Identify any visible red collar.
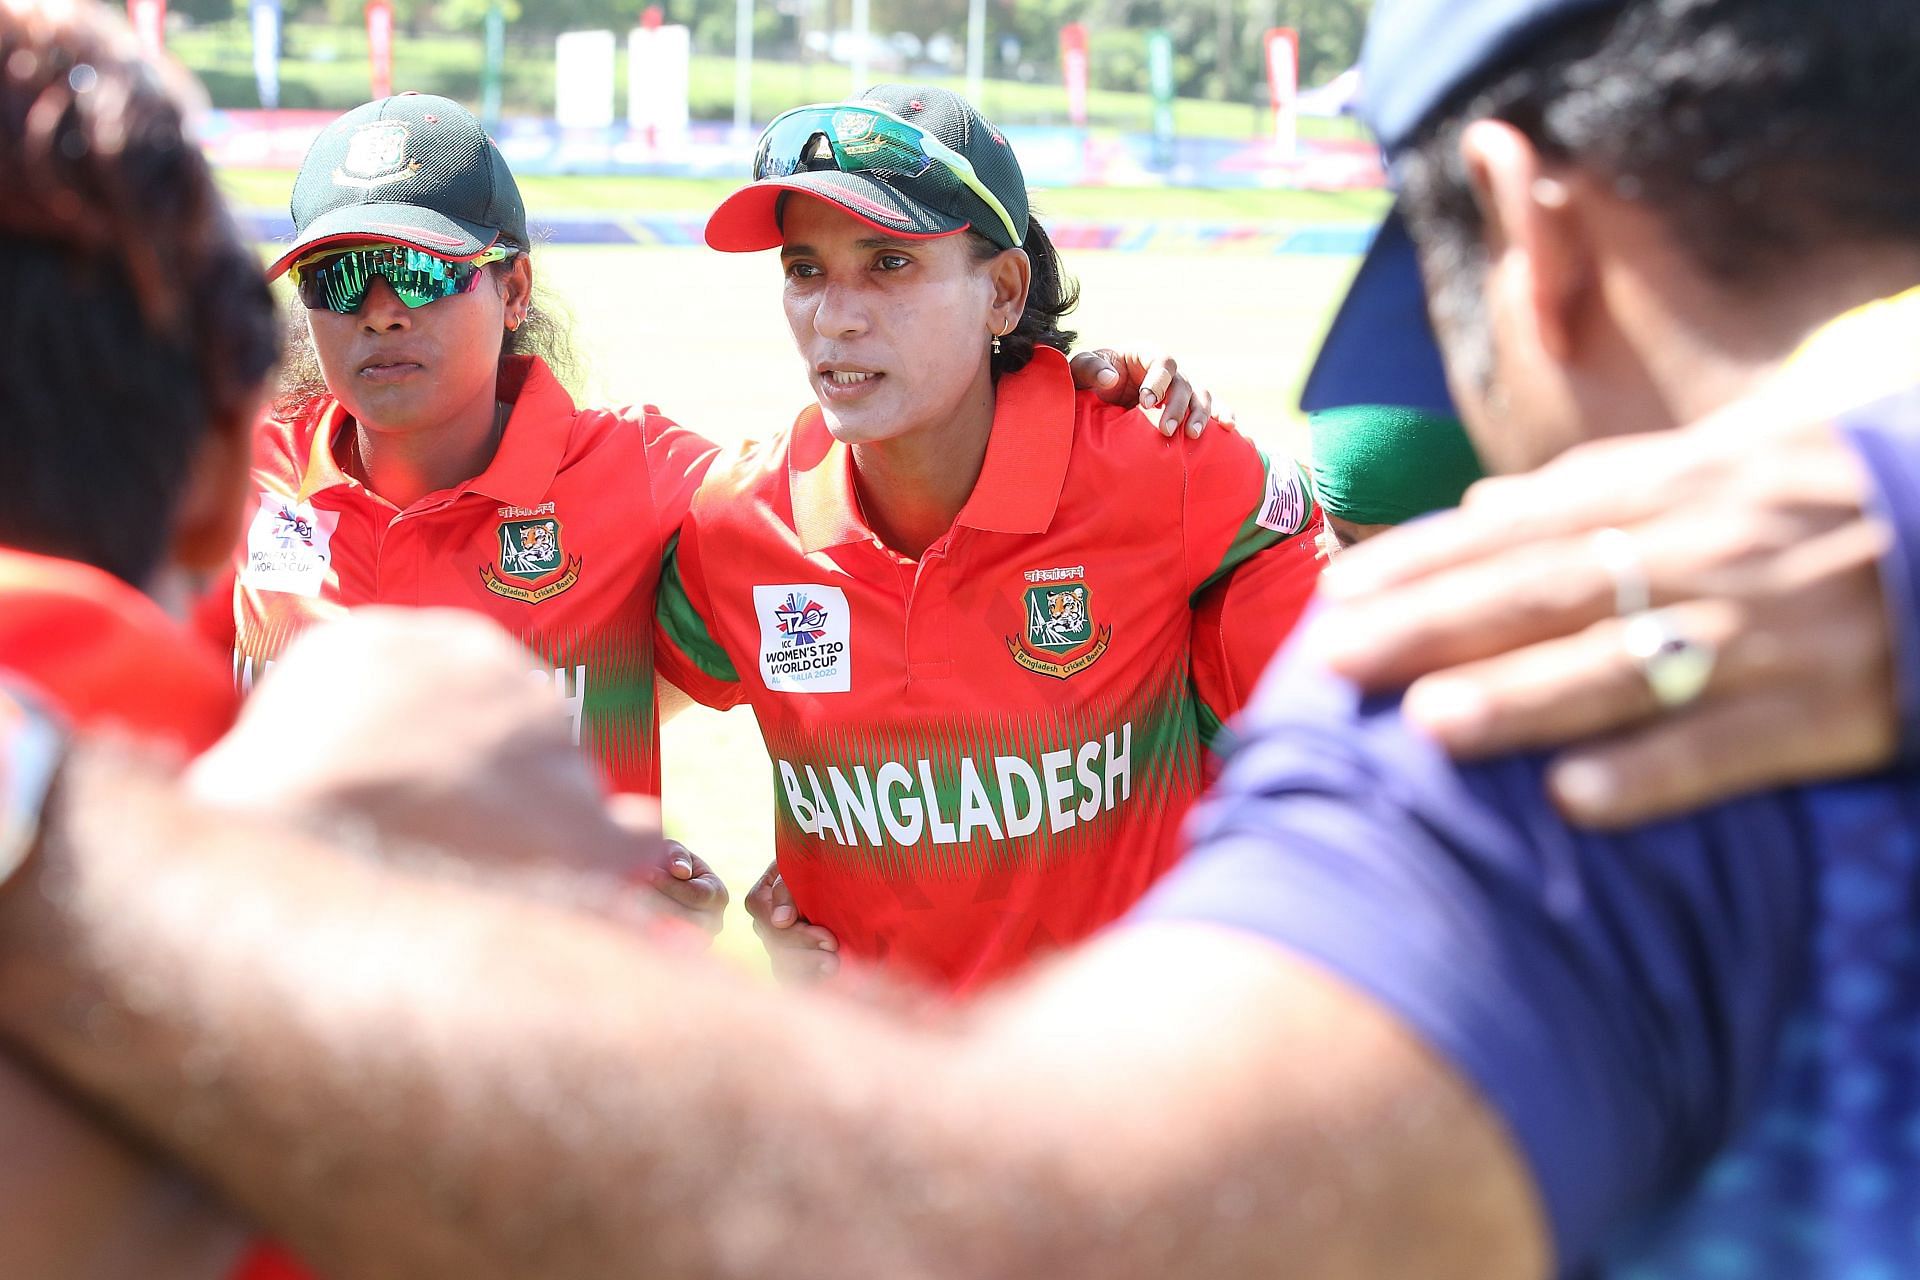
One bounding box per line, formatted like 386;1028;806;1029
789;346;1078;554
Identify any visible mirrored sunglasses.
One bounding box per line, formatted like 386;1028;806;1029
290;245;512;314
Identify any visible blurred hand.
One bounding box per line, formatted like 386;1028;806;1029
1070;349;1232;439
643;820;728;939
1315;412;1896;829
187;609;666;886
743;861;839;984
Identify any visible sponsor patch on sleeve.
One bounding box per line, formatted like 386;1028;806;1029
1255;461;1312;536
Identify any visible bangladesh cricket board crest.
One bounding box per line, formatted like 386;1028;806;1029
1005;576;1110;680
481;517;582;604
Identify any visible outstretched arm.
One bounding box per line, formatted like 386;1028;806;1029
0;750;1540;1280
0;614;1543;1280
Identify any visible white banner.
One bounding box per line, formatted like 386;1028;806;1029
627;24;691;144
555;30;617;130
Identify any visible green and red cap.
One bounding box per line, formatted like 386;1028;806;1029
705;84;1030;253
267;93;527;279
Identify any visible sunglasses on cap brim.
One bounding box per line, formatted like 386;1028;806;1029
754;103;1024;249
288;244;515;315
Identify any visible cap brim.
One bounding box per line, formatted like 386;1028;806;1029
705;170;970;252
266;202;502;278
1299;204;1458;416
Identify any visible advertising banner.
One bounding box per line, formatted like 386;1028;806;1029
1060;23;1090;128
1264;27;1300;158
366;0;394;100
250;0;281;110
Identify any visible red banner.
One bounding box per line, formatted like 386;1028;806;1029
1264;27;1300;157
1060;23;1089;127
127;0;165;58
366;0;394;99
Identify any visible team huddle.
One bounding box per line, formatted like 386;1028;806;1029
4;0;1920;1276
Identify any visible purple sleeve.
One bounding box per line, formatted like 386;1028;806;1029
1130;618;1815;1270
1837;388;1920;764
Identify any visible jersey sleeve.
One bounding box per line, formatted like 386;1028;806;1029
640;410;722;533
1131;611;1817;1269
654;526;745;712
1187;519;1324;751
1180;427;1325;747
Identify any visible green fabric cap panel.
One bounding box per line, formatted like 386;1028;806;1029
1309;404;1485;526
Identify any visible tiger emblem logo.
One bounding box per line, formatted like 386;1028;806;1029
1046;589;1087;636
1008;574;1109;678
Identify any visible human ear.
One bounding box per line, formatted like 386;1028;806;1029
1459;119;1590;364
986;246;1032;339
499;253;535;330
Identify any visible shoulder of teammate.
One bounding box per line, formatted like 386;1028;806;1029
1135;611;1823;1268
1178;419;1320;602
574;400;726;528
0;547;237;753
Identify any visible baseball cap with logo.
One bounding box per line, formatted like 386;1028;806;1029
704;84;1030;253
266;93;527;279
1301;0;1626;415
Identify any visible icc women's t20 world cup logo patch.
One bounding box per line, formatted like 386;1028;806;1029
754;584;851;693
481;516;582;604
1006;567;1110;680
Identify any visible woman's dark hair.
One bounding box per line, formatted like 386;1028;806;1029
273;256;581;415
1399;0;1920;390
974;215;1080;380
0;0;280;585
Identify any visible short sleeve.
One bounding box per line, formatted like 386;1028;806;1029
1131;613;1817;1269
654;529;745;712
640;411;722;534
1187;513;1325;750
1180;427;1318;601
1837;388;1920;764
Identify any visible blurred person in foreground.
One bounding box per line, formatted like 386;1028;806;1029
2;4;1920;1280
0;0;274;1274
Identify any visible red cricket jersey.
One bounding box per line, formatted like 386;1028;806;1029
0;548;299;1280
0;547;235;752
197;356;717;797
658;347;1323;993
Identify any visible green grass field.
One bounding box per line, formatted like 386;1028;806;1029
516;243;1358;968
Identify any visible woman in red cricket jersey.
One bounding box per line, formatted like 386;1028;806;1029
199;92;1214;933
659;86;1327;994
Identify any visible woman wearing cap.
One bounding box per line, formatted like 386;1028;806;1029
658;86;1327;994
197;94;1215;939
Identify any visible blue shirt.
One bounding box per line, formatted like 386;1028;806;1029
1135;391;1920;1276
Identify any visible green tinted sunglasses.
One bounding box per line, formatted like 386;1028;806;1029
754;103;1024;249
290;245;512;314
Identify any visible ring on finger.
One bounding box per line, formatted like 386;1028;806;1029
1622;607;1718;710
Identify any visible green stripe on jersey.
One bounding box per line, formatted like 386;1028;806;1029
1191;451;1315;604
656;534;740;684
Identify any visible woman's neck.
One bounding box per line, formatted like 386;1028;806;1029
349;386;505;511
850;375;997;561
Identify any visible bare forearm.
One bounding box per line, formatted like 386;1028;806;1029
0;748;1027;1278
0;749;1542;1280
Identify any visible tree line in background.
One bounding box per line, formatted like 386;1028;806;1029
170;0;1368;104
